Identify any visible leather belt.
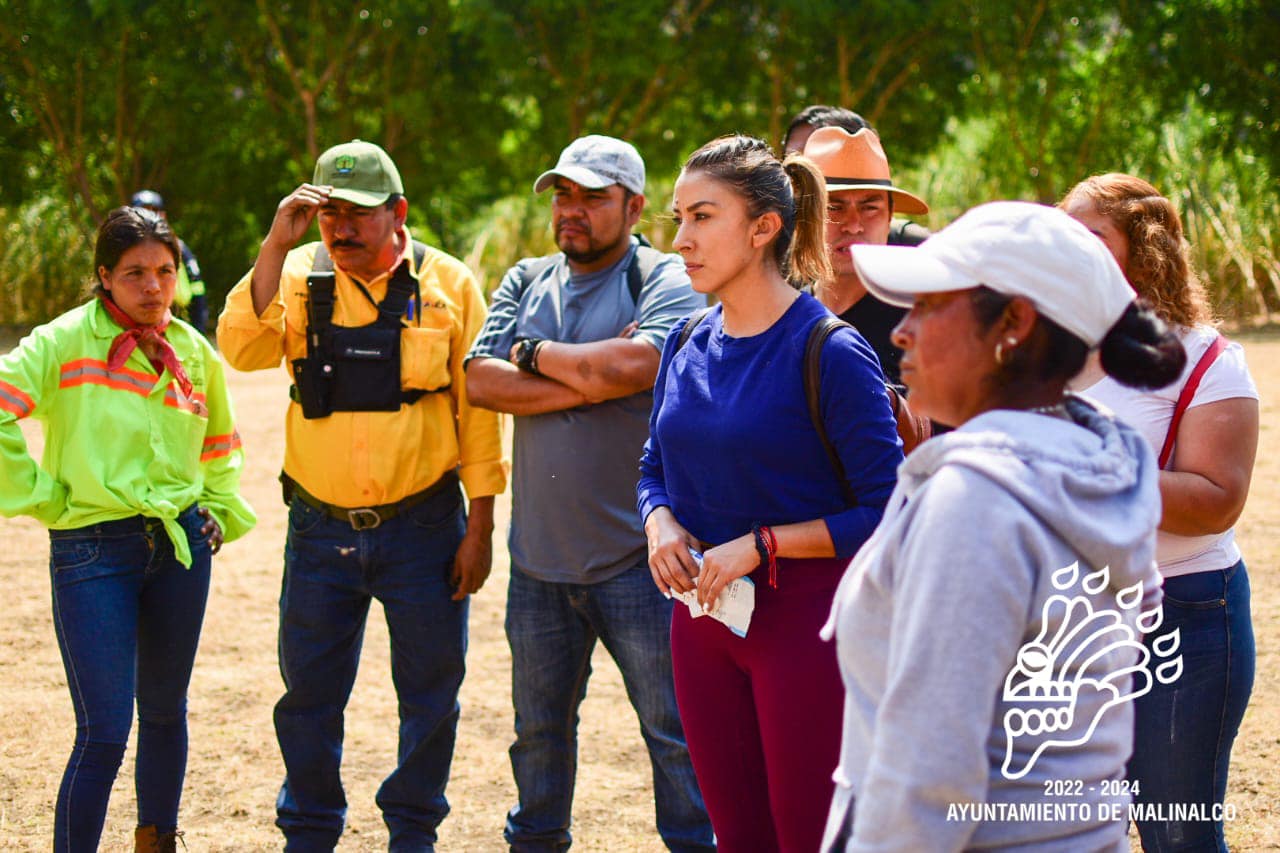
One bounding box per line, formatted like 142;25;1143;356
283;471;459;531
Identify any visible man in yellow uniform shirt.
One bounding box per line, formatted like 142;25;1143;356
218;140;505;852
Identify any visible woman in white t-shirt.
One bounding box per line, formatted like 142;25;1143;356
1064;173;1258;853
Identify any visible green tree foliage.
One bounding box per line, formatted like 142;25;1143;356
1119;0;1280;172
958;1;1167;203
0;196;92;324
690;0;971;155
0;0;1275;325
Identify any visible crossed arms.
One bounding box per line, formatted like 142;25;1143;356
466;327;660;415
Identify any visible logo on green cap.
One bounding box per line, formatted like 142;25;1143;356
334;154;357;175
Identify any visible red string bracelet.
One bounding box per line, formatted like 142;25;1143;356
752;523;779;589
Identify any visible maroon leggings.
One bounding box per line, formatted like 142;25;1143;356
671;557;846;853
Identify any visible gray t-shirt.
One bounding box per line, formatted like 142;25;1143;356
466;239;704;583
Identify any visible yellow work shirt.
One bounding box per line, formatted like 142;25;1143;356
217;229;506;507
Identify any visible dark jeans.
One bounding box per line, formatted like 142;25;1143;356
49;506;212;853
1128;560;1255;852
504;565;712;852
273;484;467;853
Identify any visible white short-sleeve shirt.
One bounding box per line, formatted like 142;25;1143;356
1083;325;1258;577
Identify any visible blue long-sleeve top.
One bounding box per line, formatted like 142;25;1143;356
637;293;903;558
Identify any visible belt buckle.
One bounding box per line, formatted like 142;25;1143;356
347;508;382;531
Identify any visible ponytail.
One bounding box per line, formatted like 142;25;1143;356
683;134;831;288
782;154;832;287
1099;301;1187;390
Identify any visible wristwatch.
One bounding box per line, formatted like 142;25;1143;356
514;338;544;374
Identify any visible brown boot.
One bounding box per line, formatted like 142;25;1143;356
135;825;185;853
157;830;185;853
135;824;157;850
135;826;159;853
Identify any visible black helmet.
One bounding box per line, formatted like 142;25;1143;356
130;189;165;210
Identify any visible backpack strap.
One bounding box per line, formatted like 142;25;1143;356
1158;334;1228;469
515;238;657;307
674;310;859;505
674;307;713;352
515;254;561;301
804;317;858;507
626;236;662;306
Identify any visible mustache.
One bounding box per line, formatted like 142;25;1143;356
330;239;364;249
555;220;589;234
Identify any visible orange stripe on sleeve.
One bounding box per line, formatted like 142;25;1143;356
0;379;35;418
200;430;242;462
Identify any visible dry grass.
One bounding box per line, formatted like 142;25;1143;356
2;331;1279;851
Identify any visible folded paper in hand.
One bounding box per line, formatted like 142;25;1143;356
670;550;755;638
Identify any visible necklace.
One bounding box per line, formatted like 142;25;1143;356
1026;401;1069;419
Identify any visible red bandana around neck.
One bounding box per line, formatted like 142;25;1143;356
97;294;193;397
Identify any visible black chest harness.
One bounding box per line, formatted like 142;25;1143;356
291;241;433;419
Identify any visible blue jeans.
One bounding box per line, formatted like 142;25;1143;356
49;506;212;853
504;565;713;852
274;484;468;853
1127;560;1256;852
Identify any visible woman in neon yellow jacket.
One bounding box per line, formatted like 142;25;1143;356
0;206;255;853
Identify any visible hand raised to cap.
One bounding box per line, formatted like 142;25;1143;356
265;183;333;251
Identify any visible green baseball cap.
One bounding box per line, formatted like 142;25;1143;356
313;139;404;206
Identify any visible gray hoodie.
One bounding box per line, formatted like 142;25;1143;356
821;397;1166;852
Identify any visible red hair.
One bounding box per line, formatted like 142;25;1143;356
1061;173;1212;327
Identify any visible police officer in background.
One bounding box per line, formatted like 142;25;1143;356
130;190;209;336
217;140;505;851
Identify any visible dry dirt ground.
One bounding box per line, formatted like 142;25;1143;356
2;329;1278;852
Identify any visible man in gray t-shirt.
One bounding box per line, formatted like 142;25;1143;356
465;135;711;852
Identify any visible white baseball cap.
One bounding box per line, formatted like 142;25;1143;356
849;201;1136;347
534;135;646;195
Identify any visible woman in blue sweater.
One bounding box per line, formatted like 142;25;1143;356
636;135;903;852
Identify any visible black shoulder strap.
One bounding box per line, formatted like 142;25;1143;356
378;240;429;328
514;240;656;307
303;242;432;407
675;307;713;352
805;316;858;507
309;241;430;332
626;236;661;306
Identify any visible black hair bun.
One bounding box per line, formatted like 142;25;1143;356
1099;301;1187;390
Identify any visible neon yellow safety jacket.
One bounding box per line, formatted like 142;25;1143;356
0;299;255;565
173;239;205;309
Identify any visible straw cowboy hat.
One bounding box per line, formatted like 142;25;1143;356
802;126;929;215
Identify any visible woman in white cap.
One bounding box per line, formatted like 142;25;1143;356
820;201;1186;851
1064;173;1257;852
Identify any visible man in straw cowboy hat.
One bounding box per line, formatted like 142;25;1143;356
802;126;930;385
783;106;931;247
